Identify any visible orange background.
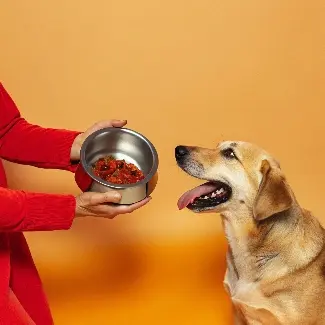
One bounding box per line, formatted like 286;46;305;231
0;1;324;324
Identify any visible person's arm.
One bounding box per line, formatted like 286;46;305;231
0;187;76;231
0;83;80;172
0;187;151;232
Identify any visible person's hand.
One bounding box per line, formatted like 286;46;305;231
75;190;151;219
70;119;127;161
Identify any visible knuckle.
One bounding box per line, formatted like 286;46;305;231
109;212;116;219
89;196;97;205
94;121;106;129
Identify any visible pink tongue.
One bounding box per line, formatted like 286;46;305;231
177;182;218;210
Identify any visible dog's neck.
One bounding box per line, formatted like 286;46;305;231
221;202;325;283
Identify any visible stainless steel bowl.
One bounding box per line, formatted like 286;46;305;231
75;127;159;205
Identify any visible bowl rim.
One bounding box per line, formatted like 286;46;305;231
80;127;159;189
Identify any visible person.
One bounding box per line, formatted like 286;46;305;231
0;82;151;324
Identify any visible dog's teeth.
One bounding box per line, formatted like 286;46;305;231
199;187;227;201
216;188;225;195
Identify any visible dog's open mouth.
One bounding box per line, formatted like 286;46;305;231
177;181;232;211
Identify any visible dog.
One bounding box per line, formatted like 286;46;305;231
175;141;325;325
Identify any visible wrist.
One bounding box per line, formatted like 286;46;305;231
74;196;87;218
70;134;83;161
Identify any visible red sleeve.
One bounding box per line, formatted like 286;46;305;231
0;82;81;172
0;187;76;231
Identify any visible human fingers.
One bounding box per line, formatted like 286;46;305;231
92;119;127;130
112;197;152;215
79;191;122;206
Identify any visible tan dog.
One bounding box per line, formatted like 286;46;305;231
175;141;325;325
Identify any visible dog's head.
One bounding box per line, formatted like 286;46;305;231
175;141;294;220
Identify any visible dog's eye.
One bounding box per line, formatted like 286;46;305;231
221;148;237;160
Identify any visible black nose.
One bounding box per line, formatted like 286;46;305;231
175;145;189;160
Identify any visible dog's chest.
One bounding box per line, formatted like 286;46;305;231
226;275;263;303
224;269;282;324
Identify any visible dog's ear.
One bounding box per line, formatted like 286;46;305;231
253;160;293;221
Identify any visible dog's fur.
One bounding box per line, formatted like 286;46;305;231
176;141;325;325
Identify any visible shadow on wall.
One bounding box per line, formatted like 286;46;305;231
43;243;149;301
36;228;229;304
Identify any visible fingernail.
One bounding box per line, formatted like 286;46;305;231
115;193;122;199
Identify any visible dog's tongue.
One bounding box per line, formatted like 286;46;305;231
177;182;218;210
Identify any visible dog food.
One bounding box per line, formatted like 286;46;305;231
92;156;145;184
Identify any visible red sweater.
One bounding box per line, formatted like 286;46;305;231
0;83;80;324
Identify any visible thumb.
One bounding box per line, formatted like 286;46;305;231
81;191;122;206
111;119;127;127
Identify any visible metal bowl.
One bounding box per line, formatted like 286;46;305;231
75;127;159;205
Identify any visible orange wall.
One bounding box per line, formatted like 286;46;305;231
0;1;324;324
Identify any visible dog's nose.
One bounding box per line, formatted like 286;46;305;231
175;146;189;159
